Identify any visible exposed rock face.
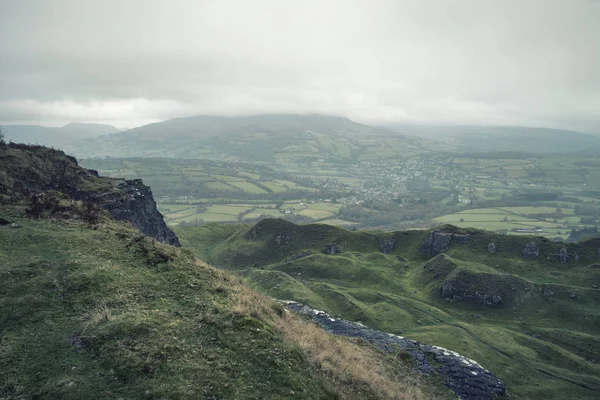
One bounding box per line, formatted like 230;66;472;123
522;242;540;259
487;242;497;254
421;231;469;257
284;301;506;400
378;237;396;254
441;282;502;306
105;179;180;246
550;247;579;264
323;242;342;255
274;233;290;246
0;145;180;246
247;228;258;240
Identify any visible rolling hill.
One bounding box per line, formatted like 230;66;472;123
0;142;454;400
2;123;119;148
384;124;600;154
176;219;600;399
65;114;455;164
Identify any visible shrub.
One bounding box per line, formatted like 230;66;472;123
26;192;62;219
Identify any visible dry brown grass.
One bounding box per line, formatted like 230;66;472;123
82;304;112;332
209;265;436;400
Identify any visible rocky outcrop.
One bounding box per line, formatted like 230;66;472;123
421;231;470;257
522;242;540;259
274;233;290;246
247;228;258;240
549;247;579;264
487;243;497;254
323;242;342;255
104;179;180;246
543;287;554;296
284;301;506;400
378;237;396;254
0;144;180;246
441;282;502;306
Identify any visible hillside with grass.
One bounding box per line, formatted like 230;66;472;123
176;219;600;399
385;125;600;154
0;143;453;399
66;114;453;162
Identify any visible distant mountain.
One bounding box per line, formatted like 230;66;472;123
66;114;455;163
384;124;600;154
2;123;119;149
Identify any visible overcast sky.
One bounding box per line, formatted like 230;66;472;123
1;0;599;131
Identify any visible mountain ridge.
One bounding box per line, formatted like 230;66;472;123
384;124;600;154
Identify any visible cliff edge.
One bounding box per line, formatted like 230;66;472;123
0;142;179;246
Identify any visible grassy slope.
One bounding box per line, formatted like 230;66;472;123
176;219;600;400
0;208;449;400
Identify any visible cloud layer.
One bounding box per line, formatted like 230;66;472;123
1;0;599;131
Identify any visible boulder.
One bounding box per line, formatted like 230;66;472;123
487;242;497;254
522;242;540;259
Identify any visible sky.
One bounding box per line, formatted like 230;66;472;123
0;0;599;132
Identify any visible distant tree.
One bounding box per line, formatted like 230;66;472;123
0;127;6;149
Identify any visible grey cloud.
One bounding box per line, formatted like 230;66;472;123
0;0;599;131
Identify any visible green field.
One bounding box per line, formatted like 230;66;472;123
82;141;600;236
434;207;583;239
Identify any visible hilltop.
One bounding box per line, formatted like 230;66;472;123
64;114;454;162
176;218;600;399
0;143;454;399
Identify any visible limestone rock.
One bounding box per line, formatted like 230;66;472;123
421;231;469;257
106;179;180;246
552;247;579;264
441;282;502;306
378;237;396;254
323;242;342;255
522;242;540;259
284;301;506;400
487;242;497;254
274;233;290;246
